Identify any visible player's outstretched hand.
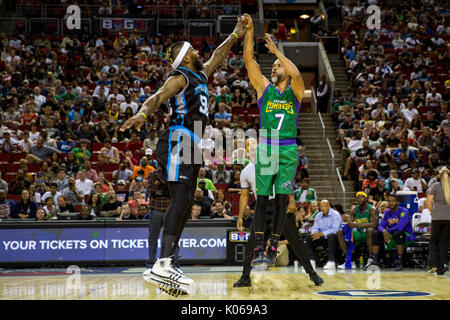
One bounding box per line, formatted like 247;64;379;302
120;114;145;132
264;33;278;55
241;13;253;30
232;15;247;39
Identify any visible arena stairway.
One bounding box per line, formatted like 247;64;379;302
327;53;353;98
298;112;356;213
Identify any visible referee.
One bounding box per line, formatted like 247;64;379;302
233;139;323;287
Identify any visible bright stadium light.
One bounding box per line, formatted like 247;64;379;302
300;14;310;19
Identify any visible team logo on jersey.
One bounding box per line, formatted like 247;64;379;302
193;84;209;97
281;181;293;191
265;101;294;114
229;231;251;242
316;290;432;297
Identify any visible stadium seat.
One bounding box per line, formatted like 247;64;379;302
92;143;104;152
13;153;27;163
101;163;119;172
7;194;21;203
0;154;13;163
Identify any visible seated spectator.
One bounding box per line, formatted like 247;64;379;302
99;138;120;164
42;182;62;205
18;130;34;153
416;197;432;225
368;177;388;207
98;171;114;193
115;180;129;202
42;196;58;219
9;169;32;195
75;170;94;196
10;189;38;219
64;152;81;176
212;163;231;184
192;187;213;217
125;132;143;153
210;200;232;219
127;190;147;217
402;102;419;125
294;179;317;206
393;140;416;161
79;205;94;220
305;200;341;269
100;191;122;217
71;139;91;165
215;188;231;210
55;195;76;218
112;162;133;182
367;193;415;271
76;123;95;141
53;168;69;191
341;130;363;179
0;172;8;193
214;102;231;125
118;203;137;220
0;189;14;219
76;161;99;183
143;130;158;154
88;192;103;217
404;168;428;193
35;208;47;221
61;177;85;206
27;137;59;164
131;156;154;179
191;203;202;220
362;169;379;193
227;169;241;193
307;200;320;221
129;175;146;194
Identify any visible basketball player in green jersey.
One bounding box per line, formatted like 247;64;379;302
337;192;378;269
242;14;305;266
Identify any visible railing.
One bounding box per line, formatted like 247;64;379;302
15;3;241;20
0;17;28;33
311;85;317;114
318;112;346;210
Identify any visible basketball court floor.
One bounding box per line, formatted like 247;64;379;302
1;266;449;300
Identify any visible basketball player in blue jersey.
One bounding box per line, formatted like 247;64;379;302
121;17;247;296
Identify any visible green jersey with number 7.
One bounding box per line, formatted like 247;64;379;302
258;83;300;140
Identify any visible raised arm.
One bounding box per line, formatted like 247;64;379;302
242;14;270;98
202;17;247;77
120;75;186;132
263;33;305;102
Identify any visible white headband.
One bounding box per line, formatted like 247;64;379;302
171;42;191;69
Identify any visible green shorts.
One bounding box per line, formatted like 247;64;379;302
255;142;298;196
352;229;367;246
384;232;415;251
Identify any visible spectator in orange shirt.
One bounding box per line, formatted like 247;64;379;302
131;156;154;179
125;132;143;153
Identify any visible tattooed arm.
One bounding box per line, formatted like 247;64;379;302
120;75;186;132
202;16;247;77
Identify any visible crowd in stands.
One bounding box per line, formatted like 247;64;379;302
326;0;449;208
0;3;311;222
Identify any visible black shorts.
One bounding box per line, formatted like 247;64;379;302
156;126;202;190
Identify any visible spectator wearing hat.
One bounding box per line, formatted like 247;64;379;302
404;169;428;193
293;179;317;207
115;180;129;202
198;179;215;201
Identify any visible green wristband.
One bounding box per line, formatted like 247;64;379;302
232;32;239;39
137;112;147;119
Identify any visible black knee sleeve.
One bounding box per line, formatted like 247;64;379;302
254;196;270;233
393;231;405;245
272;194;289;236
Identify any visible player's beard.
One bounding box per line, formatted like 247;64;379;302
271;72;285;85
193;55;203;72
